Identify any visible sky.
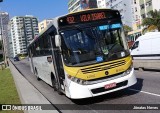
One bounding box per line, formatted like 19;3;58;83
0;0;68;21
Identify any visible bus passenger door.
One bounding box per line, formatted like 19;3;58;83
54;49;65;88
50;35;65;92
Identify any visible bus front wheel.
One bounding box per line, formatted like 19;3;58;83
51;73;63;95
35;68;40;81
51;73;58;91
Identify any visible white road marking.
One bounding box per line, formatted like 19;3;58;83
129;88;160;97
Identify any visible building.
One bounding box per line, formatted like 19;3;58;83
0;12;9;40
131;0;160;31
10;15;39;57
132;0;141;30
130;0;160;32
7;22;13;57
97;0;133;27
140;0;160;19
127;0;160;47
127;0;142;48
68;0;98;13
0;12;9;57
38;19;53;33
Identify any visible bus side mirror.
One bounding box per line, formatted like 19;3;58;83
55;35;61;47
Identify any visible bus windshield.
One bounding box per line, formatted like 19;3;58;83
60;23;129;66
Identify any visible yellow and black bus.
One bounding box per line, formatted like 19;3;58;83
28;9;137;99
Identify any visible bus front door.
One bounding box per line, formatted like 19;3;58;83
50;35;65;93
54;49;65;91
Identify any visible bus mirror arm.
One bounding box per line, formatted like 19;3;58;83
55;35;61;47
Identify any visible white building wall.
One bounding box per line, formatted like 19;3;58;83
132;0;141;22
68;0;98;13
122;0;133;27
68;0;81;12
98;0;133;27
152;0;160;11
10;16;39;57
0;12;10;57
97;0;107;8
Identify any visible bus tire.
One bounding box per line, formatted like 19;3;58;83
57;90;63;95
35;68;40;81
51;73;58;91
51;73;63;95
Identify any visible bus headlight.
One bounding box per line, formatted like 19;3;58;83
67;74;88;85
124;65;133;76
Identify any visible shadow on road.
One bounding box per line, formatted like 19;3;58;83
143;68;160;72
129;78;143;90
72;78;144;105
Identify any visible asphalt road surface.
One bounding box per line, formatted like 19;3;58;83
11;59;160;113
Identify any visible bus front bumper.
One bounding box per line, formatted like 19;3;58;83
68;68;137;99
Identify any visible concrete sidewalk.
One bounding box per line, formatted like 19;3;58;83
9;61;58;113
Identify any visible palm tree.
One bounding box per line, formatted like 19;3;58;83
142;10;160;33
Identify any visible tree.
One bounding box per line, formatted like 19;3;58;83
123;25;132;36
142;10;160;33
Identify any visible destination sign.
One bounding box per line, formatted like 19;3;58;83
58;9;120;27
67;12;106;23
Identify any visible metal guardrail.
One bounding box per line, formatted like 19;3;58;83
133;60;160;70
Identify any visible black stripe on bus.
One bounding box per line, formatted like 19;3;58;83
132;54;160;57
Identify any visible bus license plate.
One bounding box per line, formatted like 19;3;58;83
104;83;117;89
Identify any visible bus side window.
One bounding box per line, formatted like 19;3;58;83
43;35;52;55
33;43;36;57
39;37;44;55
35;41;40;56
131;41;139;50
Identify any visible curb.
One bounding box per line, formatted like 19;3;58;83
9;60;58;113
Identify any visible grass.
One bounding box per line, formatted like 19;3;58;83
0;69;23;113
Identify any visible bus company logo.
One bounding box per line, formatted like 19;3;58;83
105;71;109;76
2;105;11;110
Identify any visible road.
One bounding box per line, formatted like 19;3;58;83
11;59;160;113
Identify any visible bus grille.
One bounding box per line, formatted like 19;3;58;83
81;60;126;74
